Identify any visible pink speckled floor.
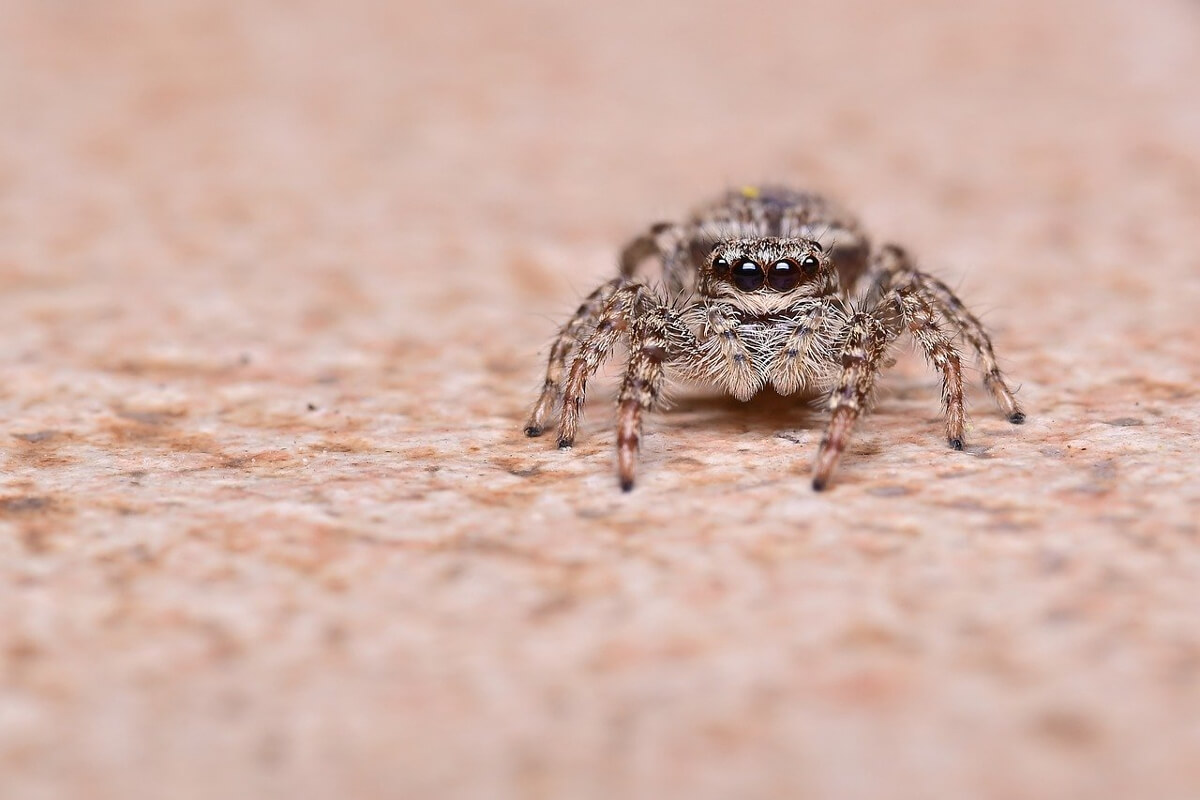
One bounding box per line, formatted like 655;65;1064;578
2;1;1200;798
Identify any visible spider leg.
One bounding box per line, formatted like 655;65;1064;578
812;286;966;491
893;287;967;450
525;277;629;437
620;222;691;298
812;313;894;490
868;244;1025;423
556;284;648;449
614;313;671;492
815;225;871;296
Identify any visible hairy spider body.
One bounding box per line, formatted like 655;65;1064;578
524;186;1024;491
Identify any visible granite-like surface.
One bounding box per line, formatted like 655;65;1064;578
2;1;1199;798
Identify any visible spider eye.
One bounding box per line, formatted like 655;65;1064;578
801;254;821;271
711;256;731;277
767;259;803;291
731;258;765;291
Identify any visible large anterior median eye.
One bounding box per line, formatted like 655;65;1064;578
768;259;803;291
731;258;765;291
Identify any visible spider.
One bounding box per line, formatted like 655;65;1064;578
522;186;1025;491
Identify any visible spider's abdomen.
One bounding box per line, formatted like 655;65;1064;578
691;186;850;239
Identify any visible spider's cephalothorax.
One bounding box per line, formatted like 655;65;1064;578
523;186;1025;491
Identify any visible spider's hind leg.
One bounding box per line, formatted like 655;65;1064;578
892;287;968;450
527;220;685;438
525;277;629;437
620;221;693;299
554;284;654;449
868;244;1025;424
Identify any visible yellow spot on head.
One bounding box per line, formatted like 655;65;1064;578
740;185;760;199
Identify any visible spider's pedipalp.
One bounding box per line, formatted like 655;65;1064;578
768;298;842;396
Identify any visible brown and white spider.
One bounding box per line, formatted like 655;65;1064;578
523;186;1025;491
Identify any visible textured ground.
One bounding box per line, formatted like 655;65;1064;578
2;1;1200;798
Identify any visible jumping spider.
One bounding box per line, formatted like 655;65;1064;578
523;186;1025;491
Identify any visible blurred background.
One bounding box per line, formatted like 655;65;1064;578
2;1;1199;798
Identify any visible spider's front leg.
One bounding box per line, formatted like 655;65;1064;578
812;286;967;490
614;306;686;491
811;313;896;491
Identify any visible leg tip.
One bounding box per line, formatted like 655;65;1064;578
811;476;828;492
556;438;573;450
620;478;634;492
523;425;543;437
949;437;965;451
1008;411;1026;425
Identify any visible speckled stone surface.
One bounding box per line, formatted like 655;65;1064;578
2;1;1200;798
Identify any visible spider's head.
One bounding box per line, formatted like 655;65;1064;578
702;237;832;310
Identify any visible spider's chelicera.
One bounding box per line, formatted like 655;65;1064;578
523;186;1025;491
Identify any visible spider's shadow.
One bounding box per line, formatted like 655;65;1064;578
661;388;825;436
